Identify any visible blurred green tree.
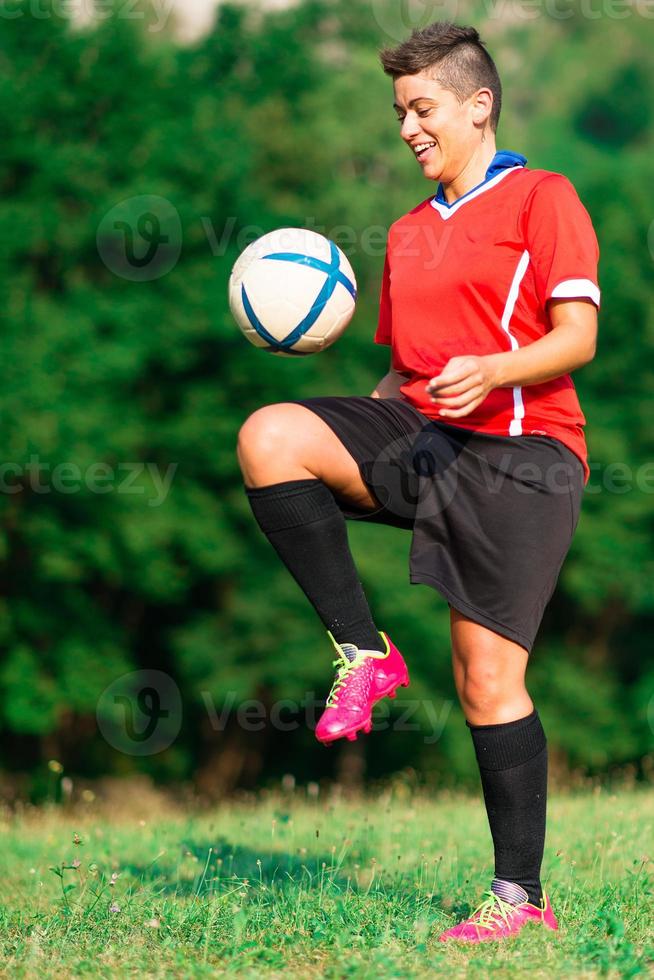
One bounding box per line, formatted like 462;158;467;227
0;0;652;796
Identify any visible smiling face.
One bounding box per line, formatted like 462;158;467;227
393;72;492;185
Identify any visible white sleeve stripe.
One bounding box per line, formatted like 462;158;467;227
550;278;601;307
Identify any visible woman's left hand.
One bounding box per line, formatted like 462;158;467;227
426;355;498;419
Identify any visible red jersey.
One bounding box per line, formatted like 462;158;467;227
375;158;600;479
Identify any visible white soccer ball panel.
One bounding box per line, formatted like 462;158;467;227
316;295;357;344
335;248;356;290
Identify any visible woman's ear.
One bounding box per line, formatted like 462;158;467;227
471;88;493;129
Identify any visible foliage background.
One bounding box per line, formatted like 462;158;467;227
0;0;652;798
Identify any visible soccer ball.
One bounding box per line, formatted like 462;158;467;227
228;228;357;355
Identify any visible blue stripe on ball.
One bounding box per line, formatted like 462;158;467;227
262;244;357;301
241;285;287;351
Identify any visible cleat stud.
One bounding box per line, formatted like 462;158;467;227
388;691;396;699
347;733;356;741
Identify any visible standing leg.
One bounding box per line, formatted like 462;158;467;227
450;609;548;907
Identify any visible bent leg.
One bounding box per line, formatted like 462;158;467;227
450;609;547;907
238;402;378;510
237;402;383;652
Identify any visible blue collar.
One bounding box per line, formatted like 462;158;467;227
435;150;527;207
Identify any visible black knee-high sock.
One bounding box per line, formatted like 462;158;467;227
468;710;548;906
246;478;383;652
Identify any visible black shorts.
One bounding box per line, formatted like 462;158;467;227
297;396;585;653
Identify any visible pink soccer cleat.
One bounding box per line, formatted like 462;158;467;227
372;632;410;701
315;632;409;745
438;886;558;943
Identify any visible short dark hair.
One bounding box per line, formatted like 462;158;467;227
380;23;502;132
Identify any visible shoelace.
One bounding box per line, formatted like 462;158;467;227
471;891;519;930
325;657;362;707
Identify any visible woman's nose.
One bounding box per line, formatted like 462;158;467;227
401;114;420;141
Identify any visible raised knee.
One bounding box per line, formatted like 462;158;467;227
237;406;289;463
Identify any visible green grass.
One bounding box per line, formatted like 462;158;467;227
1;785;652;978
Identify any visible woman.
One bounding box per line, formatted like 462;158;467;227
237;22;599;943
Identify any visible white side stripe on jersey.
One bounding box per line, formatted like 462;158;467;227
551;278;601;307
501;250;531;437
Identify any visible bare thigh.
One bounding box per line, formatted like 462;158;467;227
237;402;378;510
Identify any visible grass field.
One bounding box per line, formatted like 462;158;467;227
1;783;652;978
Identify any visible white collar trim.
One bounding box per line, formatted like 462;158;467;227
429;165;524;220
